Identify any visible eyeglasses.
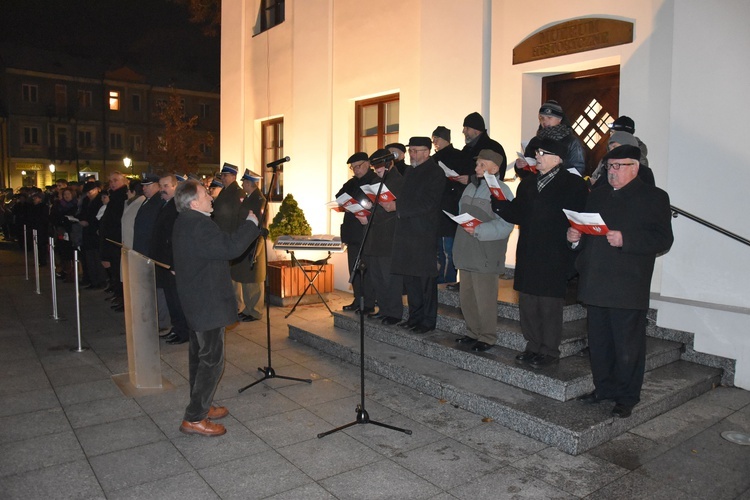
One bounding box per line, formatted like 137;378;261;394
535;149;556;157
605;162;637;170
349;161;368;170
407;148;430;153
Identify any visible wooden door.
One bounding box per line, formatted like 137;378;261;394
542;66;620;176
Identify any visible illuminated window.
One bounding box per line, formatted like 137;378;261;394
109;91;120;111
574;98;613;150
355;94;399;153
262;117;284;202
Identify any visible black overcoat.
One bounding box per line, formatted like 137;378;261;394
150;198;178;288
173;209;261;332
230;188;267;283
99;185;128;262
391;158;446;277
212;181;242;234
336;169;378;245
434;144;473;237
500;168;588;298
362;167;404;257
575;177;673;310
132;195;163;256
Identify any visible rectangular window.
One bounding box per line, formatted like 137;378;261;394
355;93;400;153
55;84;67;113
131;135;142;152
132;94;141;112
199;103;209;118
78;130;93;149
255;0;285;35
109;130;123;150
22;84;38;103
109;91;120;111
23;127;39;145
77;90;92;108
261;117;284;202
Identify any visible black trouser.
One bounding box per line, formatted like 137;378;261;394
518;292;564;358
365;254;403;319
162;281;190;342
403;275;437;329
347;241;375;308
184;327;225;422
586;305;648;407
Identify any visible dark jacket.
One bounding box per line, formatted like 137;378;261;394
78;194;103;250
462;131;507;173
173;209;261;332
231;187;267;283
391;158;446;277
150;198;178;288
362;166;405;257
575;177;673;310
212;181;242;234
434;144;474;237
99;185;128;261
132;195;163;257
336;169;378;245
497;167;588;297
516;132;586;178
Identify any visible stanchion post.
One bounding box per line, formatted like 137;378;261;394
24;224;29;280
49;237;60;320
70;250;87;353
33;229;40;294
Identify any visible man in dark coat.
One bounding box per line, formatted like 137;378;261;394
77;182;107;288
231;168;266;322
150;174;189;345
132;172;163;256
358;149;405;325
461;112;507;173
99;171;128;308
173;180;261;437
391;137;446;334
569;145;673;418
432;125;472;286
212;163;244;314
337;152;378;313
385;143;408;176
492;138;588;368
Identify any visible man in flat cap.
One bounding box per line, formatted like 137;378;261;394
232;169;266;322
385;143;408;176
569;144;673;418
461;112;507;174
391;137;446;333
492;138;588;368
337;153;378;313
432;125;472;288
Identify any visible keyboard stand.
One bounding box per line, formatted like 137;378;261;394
285;251;334;318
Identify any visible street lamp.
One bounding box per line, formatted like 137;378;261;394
123;156;132;169
49;163;56;173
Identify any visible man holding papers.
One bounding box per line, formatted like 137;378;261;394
492;138;588;368
452;150;515;352
337;153;378;313
568;144;673;418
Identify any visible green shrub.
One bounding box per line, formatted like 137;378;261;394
268;194;312;241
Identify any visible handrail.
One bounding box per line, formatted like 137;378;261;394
671;205;750;247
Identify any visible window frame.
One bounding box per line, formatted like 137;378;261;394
22;84;38;103
355;93;400;153
22;126;40;145
109;90;120;111
261;117;284;202
77;89;93;109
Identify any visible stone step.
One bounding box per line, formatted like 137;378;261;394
288;318;721;455
437;285;587;322
332;311;682;401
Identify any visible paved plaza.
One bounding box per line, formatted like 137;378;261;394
0;240;749;499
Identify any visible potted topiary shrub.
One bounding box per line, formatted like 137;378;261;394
267;194;334;305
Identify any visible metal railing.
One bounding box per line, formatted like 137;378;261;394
671;205;750;247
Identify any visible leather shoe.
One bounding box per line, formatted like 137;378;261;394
359;307;376;316
367;311;383;319
446;282;460;291
167;336;188;345
455;335;477;344
164;332;179;342
411;325;434;334
179;419;226;437
578;391;607;404
398;320;417;330
529;353;559;369
207;405;229;419
472;341;493;352
381;316;401;325
342;301;358;312
612;403;634;418
240;314;258;322
515;350;537;363
159;328;173;338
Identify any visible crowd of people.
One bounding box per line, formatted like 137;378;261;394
337;105;673;419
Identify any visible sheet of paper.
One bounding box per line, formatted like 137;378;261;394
563;209;609;235
438;161;460;180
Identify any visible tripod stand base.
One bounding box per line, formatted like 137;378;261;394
317;404;412;438
238;366;313;393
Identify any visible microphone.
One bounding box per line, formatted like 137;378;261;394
266;156;291;168
370;151;397;165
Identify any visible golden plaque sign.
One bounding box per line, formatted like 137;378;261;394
513;18;633;65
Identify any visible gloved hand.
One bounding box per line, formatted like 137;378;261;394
490;198;511;215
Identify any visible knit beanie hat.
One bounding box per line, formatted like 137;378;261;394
462;112;485;131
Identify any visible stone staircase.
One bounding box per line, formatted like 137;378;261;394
287;282;732;455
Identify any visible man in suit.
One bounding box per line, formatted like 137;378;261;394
173;180;260;437
568;145;673;418
391;137;446;334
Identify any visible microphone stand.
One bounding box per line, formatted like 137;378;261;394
318;164;411;438
239;163;312;393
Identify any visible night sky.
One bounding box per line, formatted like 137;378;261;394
1;0;220;85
